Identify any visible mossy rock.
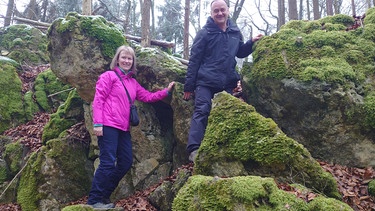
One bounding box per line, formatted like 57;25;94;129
194;92;340;198
308;196;353;210
0;63;27;133
246;9;375;131
17;137;92;210
47;12;125;60
42;89;84;143
33;68;72;112
172;175;351;211
3;141;23;178
0;24;49;65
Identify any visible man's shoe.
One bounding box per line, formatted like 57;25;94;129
189;150;198;162
91;202;115;208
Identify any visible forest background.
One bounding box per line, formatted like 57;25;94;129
0;0;374;59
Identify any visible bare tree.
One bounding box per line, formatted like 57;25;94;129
141;0;151;47
232;0;245;24
288;0;298;20
278;0;285;30
183;0;190;60
248;0;274;35
326;0;334;15
4;0;15;26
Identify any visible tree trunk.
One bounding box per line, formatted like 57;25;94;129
25;0;38;20
141;0;151;47
278;0;285;30
326;0;333;16
333;0;340;14
299;0;303;20
40;0;48;22
231;0;245;24
288;0;298;20
312;0;320;20
4;0;15;27
306;0;310;20
151;0;155;37
183;0;190;60
351;0;356;16
82;0;92;15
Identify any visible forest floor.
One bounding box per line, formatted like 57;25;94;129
0;64;374;210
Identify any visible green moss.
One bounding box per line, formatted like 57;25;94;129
42;89;84;143
368;179;375;196
17;151;44;211
361;23;375;42
45;138;91;194
3;141;23;177
0;24;49;64
307;196;353;210
364;7;375;24
50;13;126;59
319;14;354;27
281;20;307;31
0;64;26;133
298;57;355;84
0;166;7;183
172;175;309;211
62;204;94;211
195;93;340;198
23;90;40;120
323;23;347;31
34;69;71;112
302;21;322;34
363;93;375;128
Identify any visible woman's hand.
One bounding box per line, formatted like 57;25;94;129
93;126;103;136
167;81;175;92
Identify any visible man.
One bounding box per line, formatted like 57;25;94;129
183;0;263;162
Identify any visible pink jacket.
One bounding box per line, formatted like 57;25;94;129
93;67;169;131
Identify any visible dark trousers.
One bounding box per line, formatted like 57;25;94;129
88;126;132;205
186;86;232;153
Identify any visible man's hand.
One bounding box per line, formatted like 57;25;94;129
183;92;192;101
252;34;264;42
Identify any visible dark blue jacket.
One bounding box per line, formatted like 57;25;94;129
184;17;255;92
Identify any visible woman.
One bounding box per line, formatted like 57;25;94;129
88;45;175;208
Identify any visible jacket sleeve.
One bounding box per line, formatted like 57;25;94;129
184;29;207;92
92;72;112;125
236;37;254;58
134;81;169;103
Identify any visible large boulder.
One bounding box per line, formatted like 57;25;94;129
194;92;340;198
243;9;375;167
47;12;126;102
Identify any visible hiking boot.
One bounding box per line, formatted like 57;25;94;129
189;150;198;162
90;202;115;209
